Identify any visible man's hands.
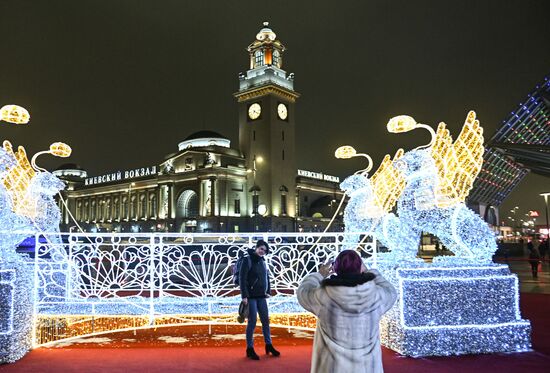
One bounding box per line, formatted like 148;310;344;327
242;298;248;305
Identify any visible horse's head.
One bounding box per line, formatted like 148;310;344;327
340;173;371;196
29;172;66;197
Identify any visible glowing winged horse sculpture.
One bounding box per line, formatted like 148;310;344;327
0;140;71;256
340;111;495;263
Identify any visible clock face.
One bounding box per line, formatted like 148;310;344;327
277;103;288;120
248;103;261;120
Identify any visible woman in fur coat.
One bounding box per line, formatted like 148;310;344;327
297;250;397;373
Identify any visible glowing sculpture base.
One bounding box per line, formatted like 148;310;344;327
379;264;531;357
0;257;33;363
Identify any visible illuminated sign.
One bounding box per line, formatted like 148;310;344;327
529;210;539;217
85;166;157;186
297;169;340;183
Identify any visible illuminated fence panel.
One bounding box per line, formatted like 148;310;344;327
34;232;376;320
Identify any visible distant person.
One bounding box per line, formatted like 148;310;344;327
239;239;280;360
539;239;548;261
297;250;397;373
527;236;541;278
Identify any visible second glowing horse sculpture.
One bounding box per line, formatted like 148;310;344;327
339;111;496;264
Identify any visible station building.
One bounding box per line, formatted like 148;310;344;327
56;23;344;233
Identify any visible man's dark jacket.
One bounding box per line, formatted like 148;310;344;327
239;248;271;298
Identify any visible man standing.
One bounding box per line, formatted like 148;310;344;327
240;239;280;360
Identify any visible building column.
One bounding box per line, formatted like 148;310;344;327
210;177;216;217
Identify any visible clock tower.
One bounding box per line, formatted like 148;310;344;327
234;22;299;229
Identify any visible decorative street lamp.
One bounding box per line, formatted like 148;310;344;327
0;105;30;124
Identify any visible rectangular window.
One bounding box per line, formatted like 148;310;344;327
234;199;241;214
282;149;285;160
282;131;284;141
253;130;255;141
281;195;287;215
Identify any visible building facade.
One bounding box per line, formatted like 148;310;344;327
56;23;343;233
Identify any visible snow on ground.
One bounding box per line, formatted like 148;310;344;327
48;337;113;348
157;336;190;343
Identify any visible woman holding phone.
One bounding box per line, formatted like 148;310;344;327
297;249;397;373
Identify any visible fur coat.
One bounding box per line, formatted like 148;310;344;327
297;269;397;373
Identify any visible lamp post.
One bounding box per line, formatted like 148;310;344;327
510;206;520;237
541;192;550;240
249;156;263;232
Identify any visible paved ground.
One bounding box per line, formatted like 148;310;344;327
419;248;550;294
2;293;548;373
494;255;550;294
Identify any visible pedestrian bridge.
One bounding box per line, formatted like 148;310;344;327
32;232;376;346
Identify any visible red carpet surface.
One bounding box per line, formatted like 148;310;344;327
1;293;549;373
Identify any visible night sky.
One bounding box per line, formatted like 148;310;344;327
1;0;549;224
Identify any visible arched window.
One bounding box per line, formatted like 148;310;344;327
130;196;137;220
484;206;498;226
105;198;111;221
84;201;89;221
254;50;264;67
98;200;104;221
273;50;280;67
252;195;259;215
76;201;82;221
91;200;97;221
176;190;199;218
122;196;129;219
113;198;119;220
150;195;157;218
139;194;146;219
279;185;288;216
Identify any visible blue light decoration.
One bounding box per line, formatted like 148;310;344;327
0;142;67;363
340;111;532;356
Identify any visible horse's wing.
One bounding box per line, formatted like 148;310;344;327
431;111;484;208
2;141;37;217
369;148;406;216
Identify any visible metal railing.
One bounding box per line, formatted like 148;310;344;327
33;232;376;320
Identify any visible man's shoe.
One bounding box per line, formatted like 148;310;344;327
247;347;260;360
265;344;280;356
